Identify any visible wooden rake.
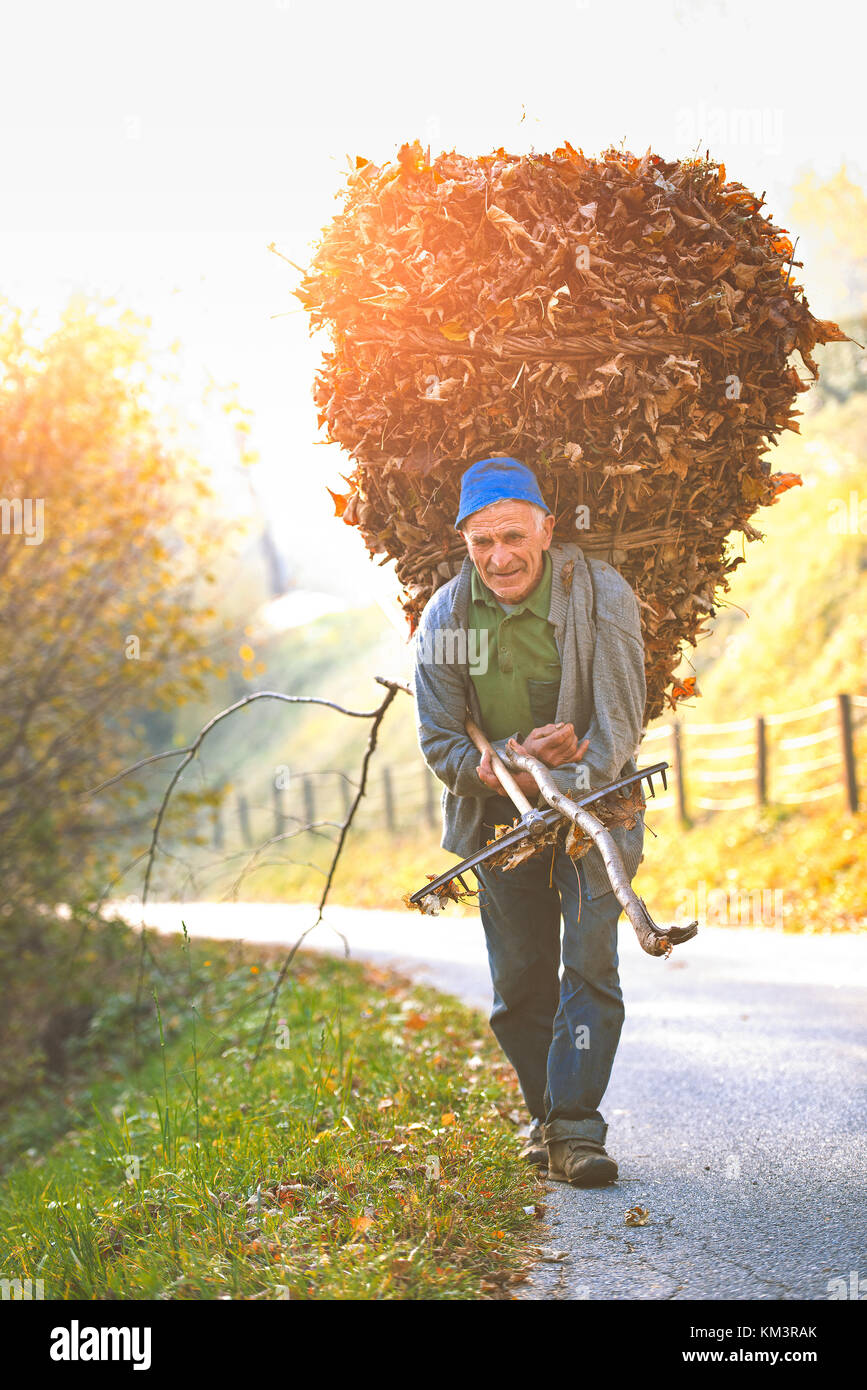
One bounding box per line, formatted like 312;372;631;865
408;714;698;959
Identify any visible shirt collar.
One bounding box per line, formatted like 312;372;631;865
470;550;553;618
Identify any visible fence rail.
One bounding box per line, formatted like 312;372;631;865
210;691;866;845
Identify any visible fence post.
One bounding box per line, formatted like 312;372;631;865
838;693;859;813
383;767;395;832
238;793;252;847
213;799;224;851
302;776;316;827
272;780;286;838
672;721;688;825
756;715;767;806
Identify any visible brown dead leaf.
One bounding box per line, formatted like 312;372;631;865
625;1205;650;1227
403;1012;429;1031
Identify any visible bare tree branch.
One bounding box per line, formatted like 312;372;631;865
83;690;392;799
91;677;410;1064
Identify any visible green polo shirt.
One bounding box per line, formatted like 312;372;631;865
468;551;563;742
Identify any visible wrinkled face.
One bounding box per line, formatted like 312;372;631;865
461;498;554;604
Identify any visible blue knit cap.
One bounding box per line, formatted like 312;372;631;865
454;457;550;530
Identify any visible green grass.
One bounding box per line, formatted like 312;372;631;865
0;915;542;1300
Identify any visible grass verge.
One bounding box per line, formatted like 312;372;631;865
0;913;543;1300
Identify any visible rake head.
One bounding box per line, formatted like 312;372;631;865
407;761;669;913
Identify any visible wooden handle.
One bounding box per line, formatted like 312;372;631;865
465;715;535;817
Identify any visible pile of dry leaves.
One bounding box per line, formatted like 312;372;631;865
293;139;847;721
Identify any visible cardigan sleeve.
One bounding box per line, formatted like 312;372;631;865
411;600;512;800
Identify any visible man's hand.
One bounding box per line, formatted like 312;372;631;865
476;747;539;801
522;722;589;768
476;723;590;801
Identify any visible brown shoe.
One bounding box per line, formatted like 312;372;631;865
518;1119;548;1168
546;1137;618;1187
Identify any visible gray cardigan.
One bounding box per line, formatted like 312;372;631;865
411;540;647;901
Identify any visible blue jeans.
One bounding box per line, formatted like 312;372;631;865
474;809;625;1145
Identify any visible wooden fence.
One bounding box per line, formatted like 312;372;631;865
639;691;866;823
212;691;866;845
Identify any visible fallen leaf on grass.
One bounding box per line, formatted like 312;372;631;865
239;1239;283;1258
275;1185;303;1208
403;1012;429;1031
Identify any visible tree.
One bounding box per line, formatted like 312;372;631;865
0;294;234;912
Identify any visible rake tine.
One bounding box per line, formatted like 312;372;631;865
661;767;668;790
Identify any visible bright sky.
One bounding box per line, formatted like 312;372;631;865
2;0;864;605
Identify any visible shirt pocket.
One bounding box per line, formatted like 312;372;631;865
527;677;560;728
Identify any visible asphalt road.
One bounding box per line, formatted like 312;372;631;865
113;899;867;1301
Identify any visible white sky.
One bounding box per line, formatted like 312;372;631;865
2;0;864;603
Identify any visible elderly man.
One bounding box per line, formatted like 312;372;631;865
411;456;646;1187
